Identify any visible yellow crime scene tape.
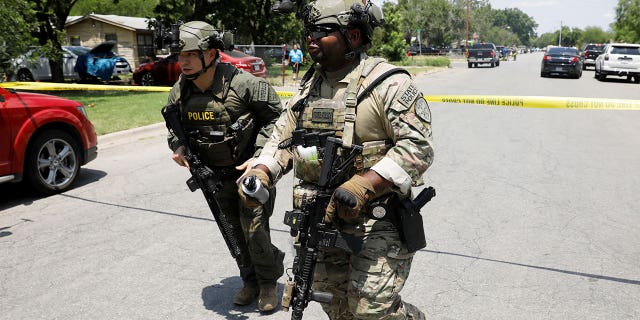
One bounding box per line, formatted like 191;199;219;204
1;82;638;110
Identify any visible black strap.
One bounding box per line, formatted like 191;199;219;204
356;68;411;103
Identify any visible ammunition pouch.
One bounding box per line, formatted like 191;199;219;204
190;114;256;166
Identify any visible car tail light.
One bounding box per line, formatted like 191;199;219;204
585;52;590;58
543;55;551;60
571;57;579;63
489;51;494;57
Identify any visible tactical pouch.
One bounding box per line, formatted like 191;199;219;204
293;146;322;183
196;137;236;166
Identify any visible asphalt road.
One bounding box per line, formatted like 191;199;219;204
1;52;639;320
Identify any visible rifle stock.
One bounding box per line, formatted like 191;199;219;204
162;103;243;259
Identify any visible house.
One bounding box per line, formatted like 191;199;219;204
65;14;155;70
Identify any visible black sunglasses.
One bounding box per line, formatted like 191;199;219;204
305;25;340;40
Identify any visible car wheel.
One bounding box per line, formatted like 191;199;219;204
17;69;35;81
490;61;495;68
468;62;472;68
141;72;155;86
634;76;640;84
24;129;81;195
597;72;606;81
582;64;586;70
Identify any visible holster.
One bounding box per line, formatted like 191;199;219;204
377;194;426;253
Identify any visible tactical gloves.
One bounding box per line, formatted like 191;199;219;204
325;175;376;224
238;168;271;209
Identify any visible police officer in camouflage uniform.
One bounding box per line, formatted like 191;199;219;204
165;21;285;312
238;0;434;318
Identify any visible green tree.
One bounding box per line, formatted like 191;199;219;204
613;0;640;43
579;26;612;47
0;0;37;77
492;8;537;46
71;0;157;17
153;0;302;45
370;2;406;61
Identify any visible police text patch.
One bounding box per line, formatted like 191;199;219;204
257;82;269;102
311;108;334;123
398;83;419;107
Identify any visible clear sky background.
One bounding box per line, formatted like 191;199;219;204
372;0;618;35
488;0;617;34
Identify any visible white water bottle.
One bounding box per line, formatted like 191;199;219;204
241;175;269;204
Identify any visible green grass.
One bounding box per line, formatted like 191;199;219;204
56;91;167;135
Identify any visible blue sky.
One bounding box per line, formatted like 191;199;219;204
372;0;618;35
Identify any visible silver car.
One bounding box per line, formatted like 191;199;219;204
12;42;131;82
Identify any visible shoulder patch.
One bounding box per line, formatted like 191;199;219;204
256;81;269;102
414;98;431;123
397;83;419;108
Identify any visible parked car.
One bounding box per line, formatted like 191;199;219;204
132;54;181;86
133;49;267;86
594;43;640;83
11;41;131;82
264;48;289;64
408;44;439;56
581;43;606;70
540;46;583;78
0;87;98;194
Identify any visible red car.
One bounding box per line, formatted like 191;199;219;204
133;49;267;86
0;87;98;194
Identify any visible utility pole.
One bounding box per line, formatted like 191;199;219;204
558;20;562;46
465;0;469;53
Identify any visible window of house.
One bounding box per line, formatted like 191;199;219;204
70;35;80;46
105;34;118;53
137;33;155;62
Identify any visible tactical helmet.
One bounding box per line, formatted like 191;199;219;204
178;21;233;52
301;0;384;41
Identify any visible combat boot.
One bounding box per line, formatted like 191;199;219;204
258;285;278;312
233;284;259;306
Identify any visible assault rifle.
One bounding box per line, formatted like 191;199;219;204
280;134;363;320
161;103;243;259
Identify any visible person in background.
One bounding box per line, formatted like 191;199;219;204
289;43;304;80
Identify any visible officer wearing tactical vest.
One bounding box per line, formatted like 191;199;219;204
165;21;285;312
237;0;434;318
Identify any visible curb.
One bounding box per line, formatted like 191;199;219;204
98;122;166;148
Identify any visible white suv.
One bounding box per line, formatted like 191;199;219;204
594;43;640;83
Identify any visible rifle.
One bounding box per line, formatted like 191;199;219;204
161;103;243;259
280;134;363;320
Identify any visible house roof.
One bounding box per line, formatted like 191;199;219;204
65;14;153;32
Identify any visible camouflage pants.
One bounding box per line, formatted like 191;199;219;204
211;176;284;287
313;220;426;320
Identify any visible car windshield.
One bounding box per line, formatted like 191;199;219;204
65;46;90;56
548;47;578;55
611;46;640;55
585;45;605;51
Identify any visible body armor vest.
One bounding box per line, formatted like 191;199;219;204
292;57;405;186
178;64;256;167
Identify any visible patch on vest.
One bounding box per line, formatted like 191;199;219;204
257;82;269;102
311;108;334;123
414;98;431;123
398;83;419;108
